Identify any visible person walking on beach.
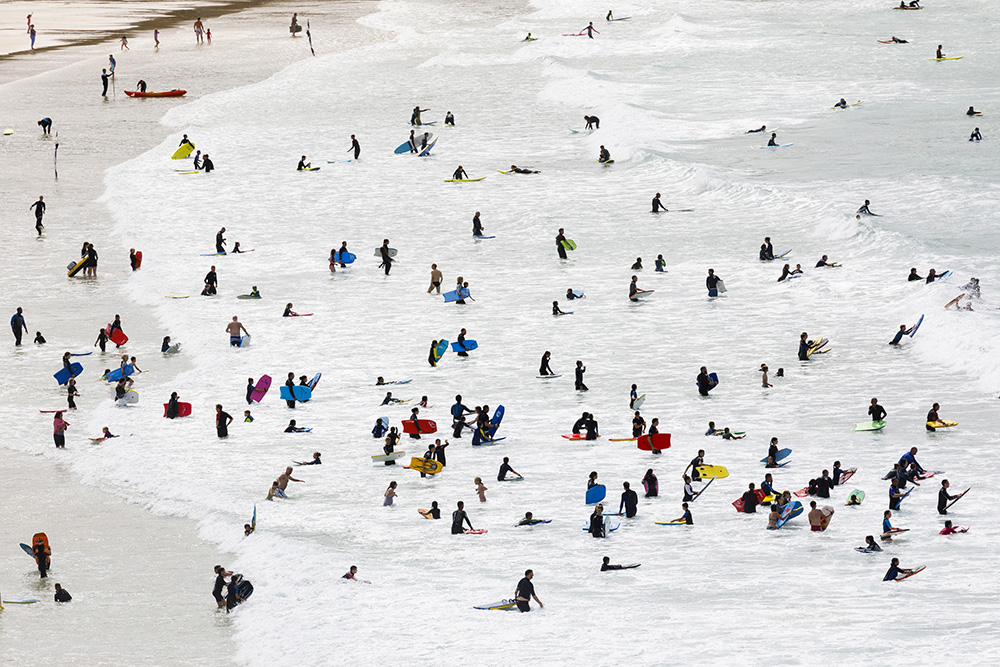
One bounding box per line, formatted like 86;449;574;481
120;35;129;51
101;69;113;97
11;307;28;346
29;195;46;235
30;24;36;50
348;135;361;160
215;404;232;438
194;17;205;44
154;29;160;49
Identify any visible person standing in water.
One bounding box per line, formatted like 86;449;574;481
215;404;232;438
452;165;468;180
451;501;474;534
226;316;249;347
29;195;46;235
869;397;887;422
11;307;28;346
598;145;612;163
348;134;361;160
101;68;113;97
651;193;667;212
582;22;599;38
706;268;722;296
194;17;205;44
514;570;543;612
575;360;588;391
472;212;484;237
379;239;394;276
556;228;568;259
428;263;443;293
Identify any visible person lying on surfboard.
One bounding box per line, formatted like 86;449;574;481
284;419;308;433
508;165;539;174
940;520;968;535
746;125;767;133
834;98;848;109
295;452;322;465
891;36;908;43
883;558;916;581
967;106;981;116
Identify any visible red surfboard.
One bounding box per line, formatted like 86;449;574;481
163;402;192;417
732;488;767;512
105;324;128;346
135;251;143;269
637;433;671;451
402;419;437;434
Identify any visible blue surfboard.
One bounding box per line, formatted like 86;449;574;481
279;385;312;401
582;520;620;532
451;340;478;352
20;543;33;558
419;137;438;157
488;405;505;437
443;288;471;303
695;372;719;391
105;364;134;383
53;362;83;385
474;235;496;239
333;251;356;264
910;314;924;337
760;448;792;463
774;501;803;529
586;483;607;505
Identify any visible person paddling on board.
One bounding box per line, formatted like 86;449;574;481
746;125;766;133
452;165;468;180
815;255;839;267
655;254;666;271
936;45;945;59
767;132;778;147
582;22;599;38
834;98;848;109
297;156;311;171
891;36;908;43
522;33;533;42
598;146;612;163
652;192;667;212
883;558;916;581
509;165;539;174
967;106;981;116
858;200;879;215
970;128;982;141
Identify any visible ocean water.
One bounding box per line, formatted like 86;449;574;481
3;0;999;663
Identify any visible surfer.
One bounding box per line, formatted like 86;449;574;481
201;154;214;173
883;558;916;581
226;316;249;347
629;275;650;301
451;395;471;437
970;128;982;141
589;505;606;538
746;125;766;133
967;106;980;116
761;473;777;499
411;106;430;126
203;266;218;295
682;476;696;502
798;332;810;361
767;132;778;147
766;437;780;468
685;450;706;482
706;268;722;296
282;303;300;317
215;405;232;438
655;255;666;272
584;413;600;440
606;10;614;20
696;367;716;396
925;404;944;431
515;570;543;612
652;192;667;212
575;361;588;391
101;68;113;97
166;392;181;418
284;419;309;434
456;328;471;357
632;411;646;438
508;165;539;174
556;228;568;259
760;364;772;388
631;258;643;270
598;145;612;163
429;340;439;367
937;479;959;515
741;484;760;514
29;196;45;235
760;237;774;260
940;520;968;535
936;45;944;59
672;502;693;524
815;255;838;267
34;332;45;344
420;502;441;519
582;22;599;38
857;199;878;216
889;323;915;345
297;156;312;171
888;479;907;510
891;36;908;43
869;397;887;421
498;457;520;481
379;239;394;275
834;98;848;109
210;227;226;254
585;115;600;129
472;212;484;236
451;501;474;534
880;510;902;540
38;117;52;134
348;135;361;160
11;307;27;346
642;469;658;497
552;301;569;315
778;264;792;282
445;111;455;125
907;268;923;282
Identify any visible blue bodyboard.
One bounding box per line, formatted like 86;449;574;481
451;340;478;352
333;251;356;264
443;288;471;303
105;364;135;382
910;314;924;337
54;362;83;385
488;405;505;437
760;448;792;463
586;483;607;505
280;385;313;401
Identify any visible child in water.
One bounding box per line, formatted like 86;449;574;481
475;477;488;502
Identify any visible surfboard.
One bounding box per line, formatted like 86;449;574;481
105;325;128;346
286;428;313;433
892;5;922;8
654;521;688;526
732;488;767;512
418;137;438;156
773;501;803;529
1;599;39;604
406;457;443;474
839;468;858;485
894;566;926;581
908;314;924;338
929;56;963;61
696;372;720;391
845;489;866;506
373;451;406;462
473;599;518;610
474;235;495;239
250;375;271;402
632;394;646;409
945;487;971;510
402;419;437;434
582;520;620;532
761;143;794;149
171;143;195;159
443;288;471;303
832;100;863;109
444;177;487;182
637;433;671;451
759;448;791;463
696;465;729;479
537;374;562;379
610;17;631;21
237;294;261;300
562;433;598;440
53;363;83;385
451;340;478;352
806;337;829;358
299;167;321;171
927;420;958;429
67;255;88;277
163;402;192;417
134;251;143;269
608;437;637;442
561;239;577;251
308;372;322;390
487;405;505;438
854;421;886;431
166;295;190;299
3;128;14;135
69;351;93;356
20;543;33;558
333;250;356;264
279;385;312;401
116;388;139;405
327;160;352;164
586;484;606;505
374;247;398;257
105;364;135;383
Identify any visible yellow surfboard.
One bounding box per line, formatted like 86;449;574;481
927;420;958;429
171;143;195;160
408;457;443;474
696;465;729;479
67;256;88;277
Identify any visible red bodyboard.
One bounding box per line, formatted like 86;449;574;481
163;402;192;417
637;433;671;451
402;419;437;434
106;324;128;346
732;488;767;512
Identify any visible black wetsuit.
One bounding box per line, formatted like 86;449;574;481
696;372;711;396
631;416;645;438
379;245;393;276
571;416;587;434
798;340;809;361
216;410;231;438
30;199;45;234
515;577;535;612
689;456;704;481
652;196;666;212
937;487;956;514
589;512;605;538
54;588;72;602
741;490;759;513
620;488;638;517
350;137;361;159
584;417;599;440
451;401;470;437
556;233;568;259
451;509;471;534
166;397;179;419
706;274;720;294
869;404;887;421
101;72;111;96
202;157;214;173
816;475;834;499
285;378;296;409
472;214;483;236
498;462;515;481
216;232;226;254
575;366;587;391
539;355;553;376
456;332;469;357
213;574;226;604
204;270;218;295
33;544;49;578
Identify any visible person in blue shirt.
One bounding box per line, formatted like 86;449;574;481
11;307;28;346
898;447;925;474
881;510;900;540
671;502;693;524
760;473;777;501
889;323;915;345
888;479;906;510
451;395;471;437
883;558;915;581
372;417;388;439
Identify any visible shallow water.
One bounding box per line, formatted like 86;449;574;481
2;0;999;663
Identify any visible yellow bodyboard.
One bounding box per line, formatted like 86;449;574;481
171;143;195;160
